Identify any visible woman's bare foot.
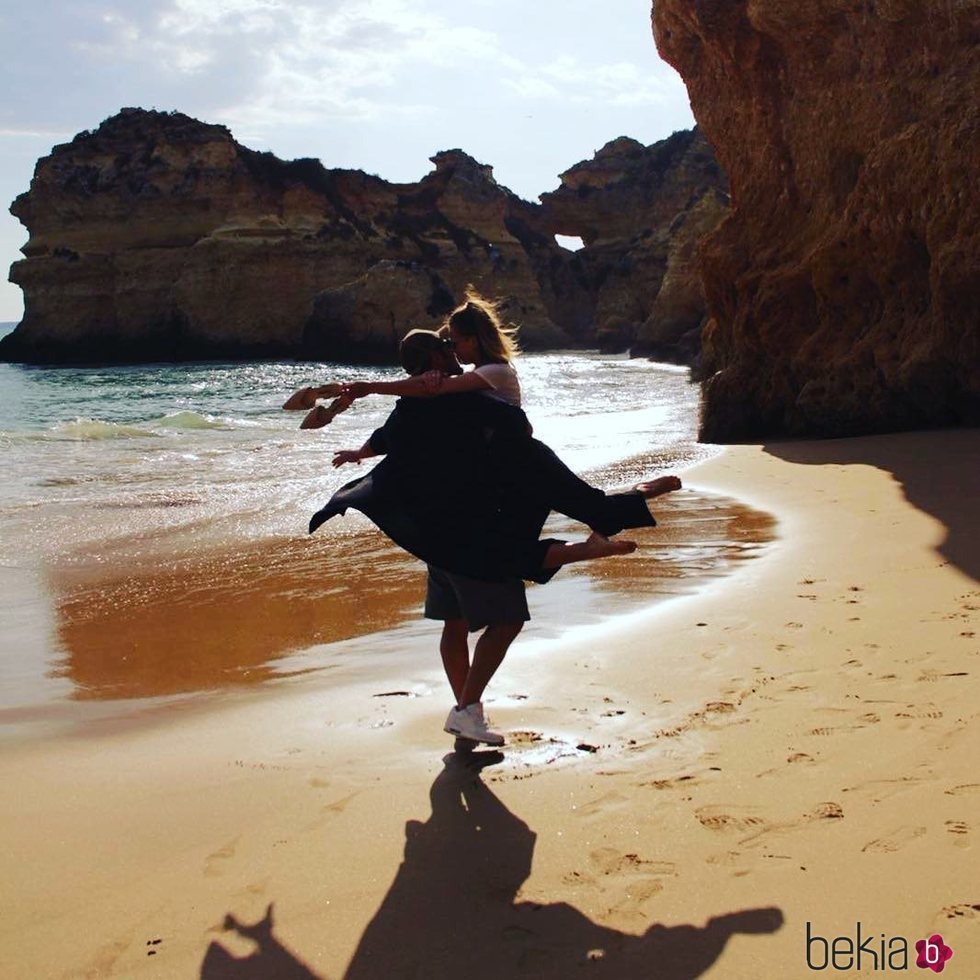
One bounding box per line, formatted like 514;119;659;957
300;396;352;429
582;531;637;558
635;475;682;499
283;383;343;411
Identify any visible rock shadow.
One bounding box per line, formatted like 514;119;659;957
764;428;980;583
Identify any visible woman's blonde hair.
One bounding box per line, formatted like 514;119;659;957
447;288;520;364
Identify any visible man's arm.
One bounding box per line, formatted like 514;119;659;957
332;437;382;468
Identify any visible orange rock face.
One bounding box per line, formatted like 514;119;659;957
2;109;578;363
654;0;980;438
2;108;728;367
540;129;727;361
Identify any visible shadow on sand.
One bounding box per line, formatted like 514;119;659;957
202;752;783;979
764;428;980;584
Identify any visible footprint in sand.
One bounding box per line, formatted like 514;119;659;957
584;849;677;920
895;705;944;720
695;805;767;833
944;783;980;796
574;791;632;819
587;847;677;878
842;775;922;804
945;820;970;847
941;903;980;920
861;826;926;853
82;939;132;975
204;837;239;877
642;774;697;790
808;802;845;821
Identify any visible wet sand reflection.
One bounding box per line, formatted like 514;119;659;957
46;489;775;703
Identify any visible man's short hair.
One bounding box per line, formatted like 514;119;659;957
399;329;447;376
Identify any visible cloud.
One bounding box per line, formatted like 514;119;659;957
0;2;683;144
0;128;73;139
506;54;683;110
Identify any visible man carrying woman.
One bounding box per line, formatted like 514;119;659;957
289;293;681;747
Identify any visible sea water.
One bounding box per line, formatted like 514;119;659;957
0;325;769;732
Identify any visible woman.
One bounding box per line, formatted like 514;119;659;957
295;290;520;417
294;302;681;582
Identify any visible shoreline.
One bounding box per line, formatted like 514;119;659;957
0;478;773;741
1;429;977;978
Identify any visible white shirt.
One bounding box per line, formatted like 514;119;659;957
473;362;522;407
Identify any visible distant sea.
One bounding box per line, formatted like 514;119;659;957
0;326;772;737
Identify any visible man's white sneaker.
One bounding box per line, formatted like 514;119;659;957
443;702;505;747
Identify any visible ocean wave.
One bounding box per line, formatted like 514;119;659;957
50;418;157;441
157;410;230;431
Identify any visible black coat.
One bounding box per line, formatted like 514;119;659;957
310;393;656;583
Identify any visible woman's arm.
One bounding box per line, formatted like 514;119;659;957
344;371;492;400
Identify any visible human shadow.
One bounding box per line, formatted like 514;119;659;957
344;753;783;979
764;428;980;583
201;751;782;979
201;903;323;979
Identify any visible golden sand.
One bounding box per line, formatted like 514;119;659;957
1;429;977;978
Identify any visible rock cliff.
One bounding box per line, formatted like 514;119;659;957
540;128;727;361
654;0;980;439
2;108;727;366
2;109;581;364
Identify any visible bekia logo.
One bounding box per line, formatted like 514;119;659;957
915;935;954;974
806;922;955;972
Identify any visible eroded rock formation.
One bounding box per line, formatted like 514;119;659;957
654;0;980;439
2;109;581;364
540;128;727;360
2;108;728;366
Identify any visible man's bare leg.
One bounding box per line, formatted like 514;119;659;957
440;619;470;706
458;622;524;708
635;475;682;498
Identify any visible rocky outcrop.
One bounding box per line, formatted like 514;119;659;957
654;0;980;439
302;261;455;362
2;109;582;364
540;128;727;361
2;108;728;367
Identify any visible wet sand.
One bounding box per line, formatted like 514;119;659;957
4;485;772;732
1;430;978;978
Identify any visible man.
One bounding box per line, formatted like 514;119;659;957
304;330;679;745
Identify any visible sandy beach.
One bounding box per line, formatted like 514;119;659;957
1;427;978;979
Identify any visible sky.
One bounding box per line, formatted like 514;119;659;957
0;0;695;322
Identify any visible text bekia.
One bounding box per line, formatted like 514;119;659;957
806;923;955;973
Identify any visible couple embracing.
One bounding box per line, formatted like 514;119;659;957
291;291;681;749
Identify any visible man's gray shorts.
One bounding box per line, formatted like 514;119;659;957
424;565;529;632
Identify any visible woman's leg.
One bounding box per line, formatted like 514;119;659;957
543;532;637;569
